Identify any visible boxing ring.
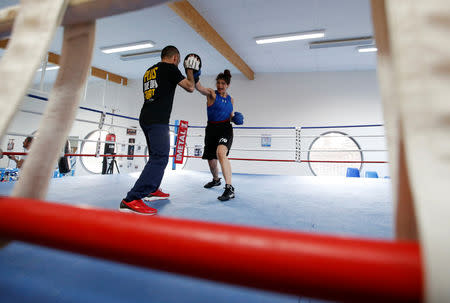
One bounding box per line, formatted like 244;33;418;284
1;1;450;303
0;97;418;303
0;43;422;303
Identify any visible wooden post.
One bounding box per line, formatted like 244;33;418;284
372;1;450;301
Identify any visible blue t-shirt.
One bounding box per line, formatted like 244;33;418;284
207;91;233;122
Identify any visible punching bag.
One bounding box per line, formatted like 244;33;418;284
102;133;116;174
58;141;71;174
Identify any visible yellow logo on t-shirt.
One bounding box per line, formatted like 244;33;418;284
144;67;158;100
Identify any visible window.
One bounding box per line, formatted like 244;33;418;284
308;131;362;176
80;130;109;174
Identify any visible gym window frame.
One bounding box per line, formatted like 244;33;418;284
80;130;109;174
307;131;363;176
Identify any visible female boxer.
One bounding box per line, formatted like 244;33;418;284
195;69;244;201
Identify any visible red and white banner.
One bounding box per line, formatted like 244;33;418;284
174;120;189;164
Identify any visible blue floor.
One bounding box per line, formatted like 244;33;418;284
0;170;393;303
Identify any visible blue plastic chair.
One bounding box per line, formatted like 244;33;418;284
346;167;360;178
365;171;379;178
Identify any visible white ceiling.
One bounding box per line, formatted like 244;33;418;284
0;0;376;81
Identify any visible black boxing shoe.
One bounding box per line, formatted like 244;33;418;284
204;178;221;188
218;184;235;202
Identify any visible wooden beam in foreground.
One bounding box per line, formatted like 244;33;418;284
372;0;450;301
168;0;254;80
0;39;127;85
0;0;169;39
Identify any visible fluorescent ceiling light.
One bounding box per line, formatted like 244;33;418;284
120;50;161;61
37;65;59;72
255;30;325;45
309;36;373;49
357;45;378;53
101;41;154;54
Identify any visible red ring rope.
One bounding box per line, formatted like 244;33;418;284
303;160;388;164
0;197;421;303
3;152;388;163
184;155;388;164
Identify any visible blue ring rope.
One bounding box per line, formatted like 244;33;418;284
28;94;140;121
26;94;383;129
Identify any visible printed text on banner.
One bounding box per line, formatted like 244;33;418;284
175;120;189;164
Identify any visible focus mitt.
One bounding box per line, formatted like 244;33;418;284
183;53;201;71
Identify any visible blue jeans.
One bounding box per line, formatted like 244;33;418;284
125;123;169;201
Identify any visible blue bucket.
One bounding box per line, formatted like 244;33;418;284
365;171;379;178
346;167;360;178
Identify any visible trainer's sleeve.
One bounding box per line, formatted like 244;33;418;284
168;64;185;84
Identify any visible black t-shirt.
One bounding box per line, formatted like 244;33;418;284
140;62;185;125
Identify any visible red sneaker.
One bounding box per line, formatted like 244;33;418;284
143;188;170;202
119;199;157;215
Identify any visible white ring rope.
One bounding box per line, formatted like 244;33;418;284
6;132;148;149
0;0;68;142
186;134;385;139
185;147;387;153
7;131;387;155
19;109;131;130
12;22;95;200
18;107;181;132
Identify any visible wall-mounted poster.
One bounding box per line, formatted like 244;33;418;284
194;145;203;157
7;139;15;151
261;134;271;147
127;128;137;135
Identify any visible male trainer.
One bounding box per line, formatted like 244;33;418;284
120;46;201;215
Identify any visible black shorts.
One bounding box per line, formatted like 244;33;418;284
202;121;233;160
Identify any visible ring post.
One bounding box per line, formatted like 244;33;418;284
172;120;179;170
295;126;302;163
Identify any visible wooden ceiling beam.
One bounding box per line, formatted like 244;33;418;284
168;0;254;80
